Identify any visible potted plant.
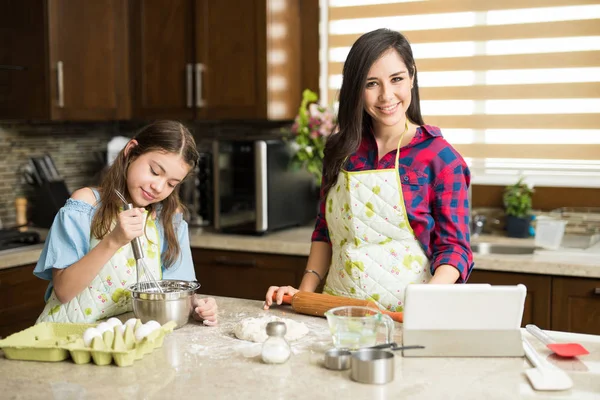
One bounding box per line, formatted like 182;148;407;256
503;178;534;238
287;89;337;186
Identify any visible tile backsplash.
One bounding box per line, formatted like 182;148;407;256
0;119;290;228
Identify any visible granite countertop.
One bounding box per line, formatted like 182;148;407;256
187;227;600;279
1;226;599;279
1;296;599;399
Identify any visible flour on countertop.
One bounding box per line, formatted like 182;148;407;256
234;316;309;343
179;311;327;361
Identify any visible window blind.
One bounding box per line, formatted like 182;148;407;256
323;0;600;188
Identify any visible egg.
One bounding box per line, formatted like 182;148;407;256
134;324;153;342
124;318;138;330
83;327;102;347
96;322;112;335
115;324;126;336
145;320;161;333
106;317;123;328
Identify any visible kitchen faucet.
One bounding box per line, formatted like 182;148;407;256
468;184;486;238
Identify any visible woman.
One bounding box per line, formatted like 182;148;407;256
34;120;218;325
265;29;473;312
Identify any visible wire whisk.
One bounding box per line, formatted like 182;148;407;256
114;189;163;294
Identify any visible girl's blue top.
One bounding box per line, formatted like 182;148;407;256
33;197;196;301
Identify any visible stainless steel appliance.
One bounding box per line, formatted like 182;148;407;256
212;139;317;234
179;152;213;227
0;228;41;252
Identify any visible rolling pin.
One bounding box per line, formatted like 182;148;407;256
272;292;403;323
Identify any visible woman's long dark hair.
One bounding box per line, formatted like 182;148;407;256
322;28;424;198
92;120;199;269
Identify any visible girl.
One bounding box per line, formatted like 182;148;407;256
34;120;217;325
266;29;473;312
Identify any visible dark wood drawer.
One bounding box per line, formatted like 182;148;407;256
552;276;600;335
192;248;308;300
0;264;48;338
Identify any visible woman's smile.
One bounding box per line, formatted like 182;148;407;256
377;102;400;114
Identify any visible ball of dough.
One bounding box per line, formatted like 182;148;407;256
234;316;309;343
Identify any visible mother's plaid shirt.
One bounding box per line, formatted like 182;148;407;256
312;125;474;282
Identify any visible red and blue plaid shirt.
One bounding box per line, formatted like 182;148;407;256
312;125;473;282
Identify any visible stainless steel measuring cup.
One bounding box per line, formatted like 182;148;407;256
351;348;395;385
323;343;424;374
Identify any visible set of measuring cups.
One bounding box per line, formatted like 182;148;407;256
324;306;423;384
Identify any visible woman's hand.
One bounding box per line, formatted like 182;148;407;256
264;285;299;310
107;207;146;248
192;296;218;326
429;264;460;284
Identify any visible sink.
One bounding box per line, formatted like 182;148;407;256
471;242;536;255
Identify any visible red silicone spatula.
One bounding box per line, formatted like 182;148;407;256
526;324;589;358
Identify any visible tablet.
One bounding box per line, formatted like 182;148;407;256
402;284;527;357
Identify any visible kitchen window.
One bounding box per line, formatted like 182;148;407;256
320;0;600;188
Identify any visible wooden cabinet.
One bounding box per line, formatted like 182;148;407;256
130;0;302;120
468;270;552;329
552;276;600;335
469;270;600;335
0;0;130;120
192;248;308;300
129;0;194;120
0;264;48;338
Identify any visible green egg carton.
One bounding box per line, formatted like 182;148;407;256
0;320;176;367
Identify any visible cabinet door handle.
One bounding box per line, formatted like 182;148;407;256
57;61;64;108
0;65;26;70
594;288;600;295
195;63;206;108
186;63;193;108
213;256;256;268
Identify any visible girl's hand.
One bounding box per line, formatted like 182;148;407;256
108;207;145;248
264;285;299;310
192;296;218;326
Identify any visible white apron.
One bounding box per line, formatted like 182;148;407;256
323;125;432;312
36;211;162;323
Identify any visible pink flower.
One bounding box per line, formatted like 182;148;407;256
308;103;324;119
289;89;337;184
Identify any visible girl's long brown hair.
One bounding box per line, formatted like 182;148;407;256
91;120;199;269
322;28;424;198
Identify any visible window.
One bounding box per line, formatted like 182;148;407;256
322;0;600;188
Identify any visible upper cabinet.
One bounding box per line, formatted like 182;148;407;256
0;0;130;120
0;0;314;121
130;0;302;120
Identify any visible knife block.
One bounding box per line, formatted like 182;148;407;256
30;180;71;228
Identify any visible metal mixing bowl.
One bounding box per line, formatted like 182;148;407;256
129;280;201;329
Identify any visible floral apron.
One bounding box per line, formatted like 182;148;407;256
323;126;432;312
36;211;162;323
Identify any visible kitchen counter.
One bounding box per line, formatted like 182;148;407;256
1;227;599;279
1;296;599;399
186;227;600;279
0;243;45;270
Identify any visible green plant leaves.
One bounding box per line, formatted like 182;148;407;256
286;88;337;185
503;178;534;218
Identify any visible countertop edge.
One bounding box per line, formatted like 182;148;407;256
1;230;599;279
